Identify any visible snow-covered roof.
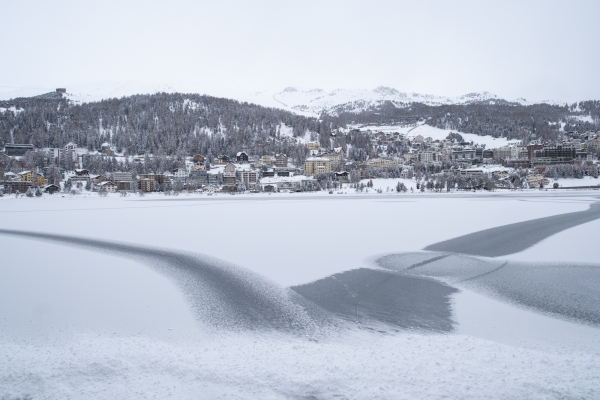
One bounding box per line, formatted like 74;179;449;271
305;157;329;161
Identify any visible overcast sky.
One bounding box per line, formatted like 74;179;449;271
1;0;598;102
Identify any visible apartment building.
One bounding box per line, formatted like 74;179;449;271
304;157;331;175
17;170;33;182
261;155;274;165
275;154;288;167
236;170;258;185
318;153;342;166
365;158;397;168
138;178;155;192
188;169;208;184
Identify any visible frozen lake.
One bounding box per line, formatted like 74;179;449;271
1;191;599;399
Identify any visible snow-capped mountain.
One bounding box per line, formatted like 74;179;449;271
270;86;531;116
0;81;557;117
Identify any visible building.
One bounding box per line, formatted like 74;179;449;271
275;154;288;167
365;158;396;168
504;159;530;168
207;173;218;185
56;88;66;93
304;158;331;175
4;144;34;157
451;149;476;162
526;143;543;160
417;152;436;163
236;170;258;186
138;178;156;192
236;151;249;163
259;175;319;192
261;155;274;165
139;174;165;185
36;174;46;187
71;169;90;183
112;171;133;182
62;142;78;162
223;163;237;185
171;168;188;180
91;174;107;185
526;174;549;188
307;142;321;151
335;171;349;183
17;171;33;182
459;168;484;177
188;169;208;185
531;144;576;165
4;180;31;193
193;154;205;164
117;181;135;191
493;147;512;162
43;184;60;194
74;169;89;177
216;155;230;164
511;145;528;159
97;181;116;193
318;153;342;166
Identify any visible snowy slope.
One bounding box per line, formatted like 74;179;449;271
272;86;533;115
1;82;553;116
347;123;520;148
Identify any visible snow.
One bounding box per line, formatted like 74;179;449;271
0;82;567;118
572;114;594;123
547;176;600;187
1;192;599;398
270;87;529;115
0;105;24;114
455;287;600;351
351;123;520;149
0;193;593;287
359;178;416;192
259;175;312;184
500;212;600;265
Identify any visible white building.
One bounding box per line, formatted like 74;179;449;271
172;168;188;180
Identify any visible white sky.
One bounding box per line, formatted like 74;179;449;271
1;0;598;103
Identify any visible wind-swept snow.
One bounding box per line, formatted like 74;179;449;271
1;192;599;399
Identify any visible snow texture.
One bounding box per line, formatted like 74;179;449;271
1;192;600;399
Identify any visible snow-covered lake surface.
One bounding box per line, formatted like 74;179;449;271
1;191;599;399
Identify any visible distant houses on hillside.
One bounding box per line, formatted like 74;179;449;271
1;127;599;196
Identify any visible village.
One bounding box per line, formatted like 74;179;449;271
0;126;599;197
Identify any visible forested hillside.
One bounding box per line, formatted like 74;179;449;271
1;92;599;166
0;93;326;163
328;101;599;142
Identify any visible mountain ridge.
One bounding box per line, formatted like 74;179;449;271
0;82;571;117
271;86;557;116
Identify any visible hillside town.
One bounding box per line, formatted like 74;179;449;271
1;127;599;197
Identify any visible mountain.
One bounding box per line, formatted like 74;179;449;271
0;92;324;165
270;86;533;116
